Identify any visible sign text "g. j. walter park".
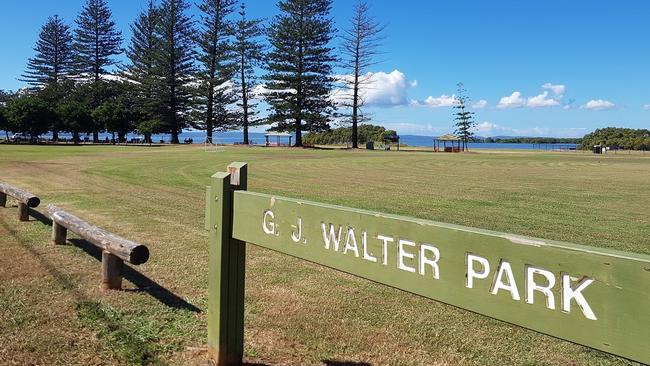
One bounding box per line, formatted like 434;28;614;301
206;163;650;365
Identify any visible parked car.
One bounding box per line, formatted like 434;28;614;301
10;133;36;143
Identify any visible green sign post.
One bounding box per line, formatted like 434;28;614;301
206;163;650;365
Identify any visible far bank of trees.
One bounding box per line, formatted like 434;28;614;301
2;0;387;146
482;137;582;144
580;128;650;150
303;124;396;145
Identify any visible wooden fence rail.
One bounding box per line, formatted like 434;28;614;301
46;204;150;290
0;183;40;221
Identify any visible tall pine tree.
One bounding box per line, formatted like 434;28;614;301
74;0;123;142
340;1;385;148
234;3;265;145
196;0;238;142
123;0;161;142
453;82;476;152
265;0;336;146
155;0;196;144
74;0;123;83
21;15;75;141
21;16;75;89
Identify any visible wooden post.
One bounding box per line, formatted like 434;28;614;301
18;203;29;221
207;162;247;366
0;192;6;207
52;221;67;245
101;250;123;290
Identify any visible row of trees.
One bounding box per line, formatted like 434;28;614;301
3;0;386;146
482;137;582;144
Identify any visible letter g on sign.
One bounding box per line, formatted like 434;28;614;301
263;210;276;235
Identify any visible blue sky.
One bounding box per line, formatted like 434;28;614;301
1;0;649;137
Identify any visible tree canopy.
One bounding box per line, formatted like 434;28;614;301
581;127;650;150
303;124;396;145
74;0;123;82
21;15;75;88
6;96;55;137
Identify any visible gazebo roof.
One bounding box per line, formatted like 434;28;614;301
265;132;292;137
436;134;461;141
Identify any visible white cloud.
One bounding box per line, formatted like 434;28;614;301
542;83;566;96
472;99;488;109
582;99;615;110
497;92;526;109
643;104;650;110
497;83;567;109
332;70;416;107
527;91;561;108
380;122;443;135
419;94;459;108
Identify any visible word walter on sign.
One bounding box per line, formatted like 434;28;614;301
206;162;650;366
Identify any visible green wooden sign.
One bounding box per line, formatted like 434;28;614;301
206;163;650;365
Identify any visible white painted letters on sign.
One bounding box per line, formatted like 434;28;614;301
262;212;598;322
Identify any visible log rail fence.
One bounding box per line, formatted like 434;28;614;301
46;205;150;289
0;182;41;221
0;181;150;290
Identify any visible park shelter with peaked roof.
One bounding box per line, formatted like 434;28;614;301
433;134;463;152
264;132;293;147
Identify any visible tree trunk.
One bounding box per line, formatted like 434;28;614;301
118;132;126;144
241;59;249;145
73;131;80;145
206;86;214;143
93;130;99;143
171;129;180;144
351;40;361;149
52;130;59;142
295;119;302;147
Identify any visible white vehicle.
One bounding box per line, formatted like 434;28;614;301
10;133;34;142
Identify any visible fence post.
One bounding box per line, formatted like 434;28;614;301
101;250;123;290
52;222;68;245
207;162;248;365
18;203;29;222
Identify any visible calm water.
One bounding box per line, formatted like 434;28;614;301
3;130;578;150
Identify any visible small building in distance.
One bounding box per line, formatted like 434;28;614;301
382;133;400;151
265;132;293;147
433;134;462;152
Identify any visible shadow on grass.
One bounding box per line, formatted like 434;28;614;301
28;208;52;225
68;239;201;313
68;238;201;313
21;207;201;313
323;361;372;366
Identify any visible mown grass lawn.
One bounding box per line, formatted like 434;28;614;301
0;144;648;365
